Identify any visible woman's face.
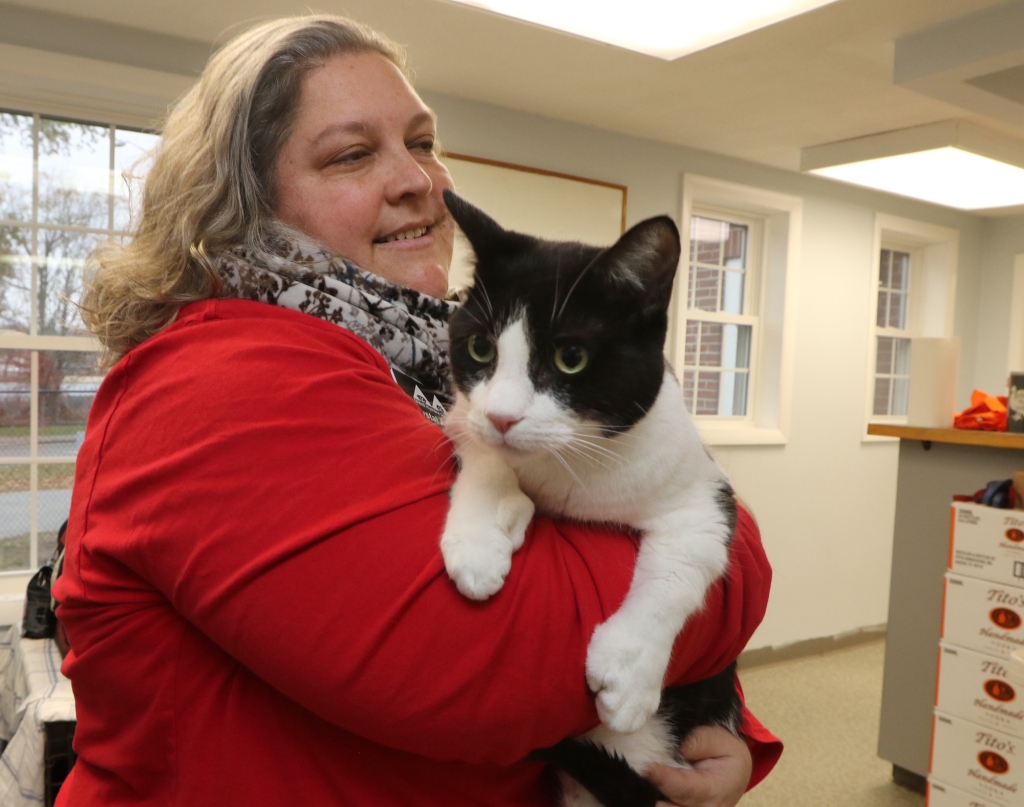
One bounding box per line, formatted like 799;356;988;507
274;52;455;298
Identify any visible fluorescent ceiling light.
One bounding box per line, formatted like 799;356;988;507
811;148;1024;210
802;121;1024;211
447;0;840;60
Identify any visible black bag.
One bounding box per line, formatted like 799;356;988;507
22;520;68;641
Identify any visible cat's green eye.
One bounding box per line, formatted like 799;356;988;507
555;345;589;374
467;334;496;364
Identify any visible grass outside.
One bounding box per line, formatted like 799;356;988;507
0;465;74;493
0;532;59;571
0;534;29;571
0;425;83;438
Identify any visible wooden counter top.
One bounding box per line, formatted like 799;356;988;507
867;424;1024;449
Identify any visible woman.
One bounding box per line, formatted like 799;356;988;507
55;15;780;807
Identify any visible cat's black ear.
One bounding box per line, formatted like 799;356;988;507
443;189;512;259
595;216;681;315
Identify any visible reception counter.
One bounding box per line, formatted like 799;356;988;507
869;424;1024;786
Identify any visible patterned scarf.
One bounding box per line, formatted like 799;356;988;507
214;228;457;425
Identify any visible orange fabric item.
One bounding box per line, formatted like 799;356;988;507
954;389;1009;431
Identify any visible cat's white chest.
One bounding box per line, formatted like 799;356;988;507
505;371;716;526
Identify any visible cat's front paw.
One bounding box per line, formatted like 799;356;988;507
585;617;667;733
441;524;516;600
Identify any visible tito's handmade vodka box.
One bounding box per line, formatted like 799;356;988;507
952;503;1024;588
944;573;1024;660
929;778;1009;807
938;643;1024;738
932;712;1024;804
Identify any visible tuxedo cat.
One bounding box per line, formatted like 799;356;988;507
439;190;740;807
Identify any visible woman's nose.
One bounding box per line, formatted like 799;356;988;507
384;149;433;202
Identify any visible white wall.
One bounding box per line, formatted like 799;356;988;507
971;214;1024;395
424;90;986;650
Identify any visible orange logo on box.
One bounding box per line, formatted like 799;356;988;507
991;608;1023;630
985;679;1017;702
979;751;1010;774
1006;528;1024;543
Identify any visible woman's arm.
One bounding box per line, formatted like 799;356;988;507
83;303;774;766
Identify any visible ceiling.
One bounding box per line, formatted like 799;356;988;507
2;0;1022;172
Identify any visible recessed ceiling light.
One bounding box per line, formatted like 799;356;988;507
447;0;841;60
802;121;1024;211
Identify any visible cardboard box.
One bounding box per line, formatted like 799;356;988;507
938;643;1024;738
932;711;1024;804
951;503;1024;587
929;778;1010;807
944;574;1024;660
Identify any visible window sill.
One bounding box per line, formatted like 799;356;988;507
696;425;787;446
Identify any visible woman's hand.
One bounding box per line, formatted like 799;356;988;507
646;725;753;807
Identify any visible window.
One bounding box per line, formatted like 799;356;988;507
0;109;159;570
864;215;959;432
672;175;801;445
873;248;913;417
681;213;760;417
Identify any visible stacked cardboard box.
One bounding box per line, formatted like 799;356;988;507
930;503;1024;805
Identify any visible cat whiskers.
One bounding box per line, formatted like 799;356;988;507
554;253;600;323
471;274;496;322
573;424;639;445
458;304;491;333
551;253;562;325
561;436;627;470
405;419;461;487
547;444;586;488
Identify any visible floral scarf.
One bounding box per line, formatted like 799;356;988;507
215;229;457;425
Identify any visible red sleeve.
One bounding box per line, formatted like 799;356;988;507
67;301;776;767
737;681;783;790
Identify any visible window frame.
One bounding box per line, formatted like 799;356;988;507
0;106;153;574
681;206;763;425
672;174;802;446
863;214;959;439
870;242;919;422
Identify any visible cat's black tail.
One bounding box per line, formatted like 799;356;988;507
529;741;665;807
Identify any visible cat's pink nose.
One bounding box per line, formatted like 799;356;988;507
488;414;522;434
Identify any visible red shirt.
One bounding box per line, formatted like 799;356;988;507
55;298;780;806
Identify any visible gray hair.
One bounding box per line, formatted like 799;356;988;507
82;15;408;364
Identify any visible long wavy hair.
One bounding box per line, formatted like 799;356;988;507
81;15;407;364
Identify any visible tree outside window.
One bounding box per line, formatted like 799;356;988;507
0;110;158;569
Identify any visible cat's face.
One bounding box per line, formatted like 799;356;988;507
445;190;680;455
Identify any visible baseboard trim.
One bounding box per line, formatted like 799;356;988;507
737;623;887;669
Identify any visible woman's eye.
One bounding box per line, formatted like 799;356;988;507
555;345;589;375
330;149;370;165
467;334;496;364
411;137;436;153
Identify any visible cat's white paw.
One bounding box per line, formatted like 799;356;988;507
441;515;522;600
585;616;667;733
